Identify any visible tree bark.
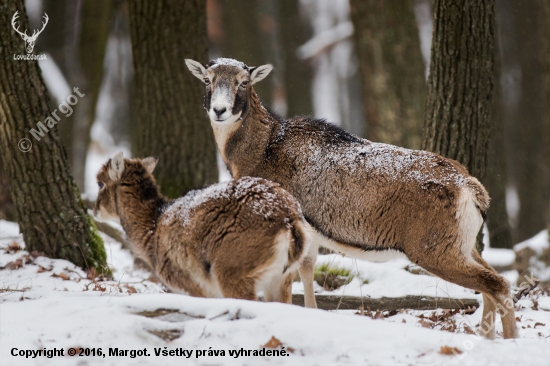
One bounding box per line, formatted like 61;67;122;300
510;0;550;242
217;0;273;104
485;16;513;249
0;161;15;221
279;0;313;117
129;0;218;198
541;0;550;232
0;0;108;272
422;0;495;252
350;0;426;149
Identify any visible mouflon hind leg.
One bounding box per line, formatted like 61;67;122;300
413;248;519;339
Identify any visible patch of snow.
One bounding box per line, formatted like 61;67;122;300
515;230;549;255
38;54;71;104
482;248;515;267
210;58;249;70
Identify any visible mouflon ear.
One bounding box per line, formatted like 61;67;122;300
109;151;125;181
185;59;207;81
141;156;159;174
249;64;273;85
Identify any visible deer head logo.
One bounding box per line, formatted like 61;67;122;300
11;11;49;54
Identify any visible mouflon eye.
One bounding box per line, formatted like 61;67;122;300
98;182;104;189
240;80;248;89
203;78;211;85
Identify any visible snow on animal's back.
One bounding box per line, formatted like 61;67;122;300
304;135;469;190
159;177;296;231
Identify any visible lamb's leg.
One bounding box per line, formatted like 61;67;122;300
299;240;318;308
264;273;294;304
280;273;294;304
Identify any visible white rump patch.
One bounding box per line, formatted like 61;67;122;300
456;187;484;261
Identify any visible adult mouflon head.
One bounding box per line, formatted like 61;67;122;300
94;152;160;223
185;58;272;124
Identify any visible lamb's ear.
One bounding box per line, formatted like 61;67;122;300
109;152;125;181
249;64;273;85
142;156;159;174
185;59;207;81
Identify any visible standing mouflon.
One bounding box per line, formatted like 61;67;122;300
94;152;312;302
184;57;519;339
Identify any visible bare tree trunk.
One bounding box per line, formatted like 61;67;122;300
279;0;313;117
39;0;113;191
510;0;550;242
129;0;218;198
217;0;273;104
0;162;15;221
538;0;550;233
350;0;426;149
422;0;495;252
0;0;107;272
485;30;513;249
70;0;114;191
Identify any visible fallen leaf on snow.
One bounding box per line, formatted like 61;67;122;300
5;242;22;253
418;319;432;328
262;336;283;349
51;272;70;281
5;259;24;270
37;265;53;273
440;346;461;355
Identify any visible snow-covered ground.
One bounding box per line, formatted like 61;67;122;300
1;220;549;365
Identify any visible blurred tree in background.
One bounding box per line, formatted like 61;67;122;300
38;0;113;191
422;0;495;251
350;0;426;149
0;0;108;272
507;0;550;243
485;29;513;249
129;0;218;198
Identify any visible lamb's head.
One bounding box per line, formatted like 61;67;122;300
93;152;159;222
185;58;273;124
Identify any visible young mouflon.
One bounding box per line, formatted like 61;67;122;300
94;152;312;302
185;57;519;339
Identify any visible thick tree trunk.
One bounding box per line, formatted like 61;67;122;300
422;0;495;252
0;0;107;272
129;0;218;198
541;1;550;232
218;0;273;104
485;19;513;249
510;0;550;242
350;0;426;149
279;0;313;117
0;162;15;221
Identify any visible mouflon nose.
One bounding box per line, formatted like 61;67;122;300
213;107;226;118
